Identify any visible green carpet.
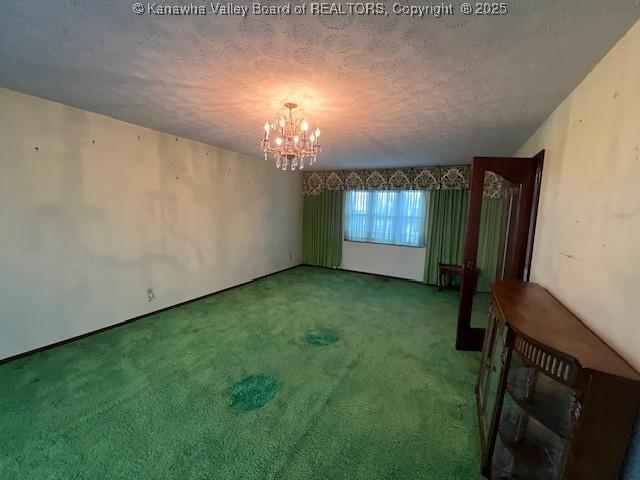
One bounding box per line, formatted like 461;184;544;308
0;266;482;479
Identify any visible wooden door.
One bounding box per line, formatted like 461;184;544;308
456;151;544;351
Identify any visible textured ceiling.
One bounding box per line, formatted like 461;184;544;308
1;1;639;169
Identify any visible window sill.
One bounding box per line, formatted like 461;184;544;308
343;239;425;249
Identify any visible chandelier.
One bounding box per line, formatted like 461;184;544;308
260;102;321;170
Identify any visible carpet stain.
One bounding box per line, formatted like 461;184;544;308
230;374;278;411
306;328;338;346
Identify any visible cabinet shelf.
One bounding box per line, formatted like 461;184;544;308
506;366;573;439
495;405;561;480
492;435;555;480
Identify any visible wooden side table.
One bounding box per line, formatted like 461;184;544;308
437;263;480;292
438;263;463;291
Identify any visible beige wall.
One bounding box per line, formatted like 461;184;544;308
342;241;426;282
516;20;640;370
0;87;302;361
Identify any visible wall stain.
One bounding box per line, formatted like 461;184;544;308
612;211;636;219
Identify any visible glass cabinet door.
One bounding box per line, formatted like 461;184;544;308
491;346;575;479
477;304;509;463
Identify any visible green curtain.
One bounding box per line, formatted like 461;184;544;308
302;190;343;268
423;190;469;285
476;198;505;292
423;190;504;292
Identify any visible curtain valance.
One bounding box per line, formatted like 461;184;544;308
302;166;504;199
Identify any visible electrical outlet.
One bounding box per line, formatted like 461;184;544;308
147;288;155;302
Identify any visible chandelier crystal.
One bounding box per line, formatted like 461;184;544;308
260;103;321;171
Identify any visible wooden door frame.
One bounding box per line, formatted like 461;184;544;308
456;151;544;351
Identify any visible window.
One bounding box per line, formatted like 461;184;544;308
344;190;428;247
